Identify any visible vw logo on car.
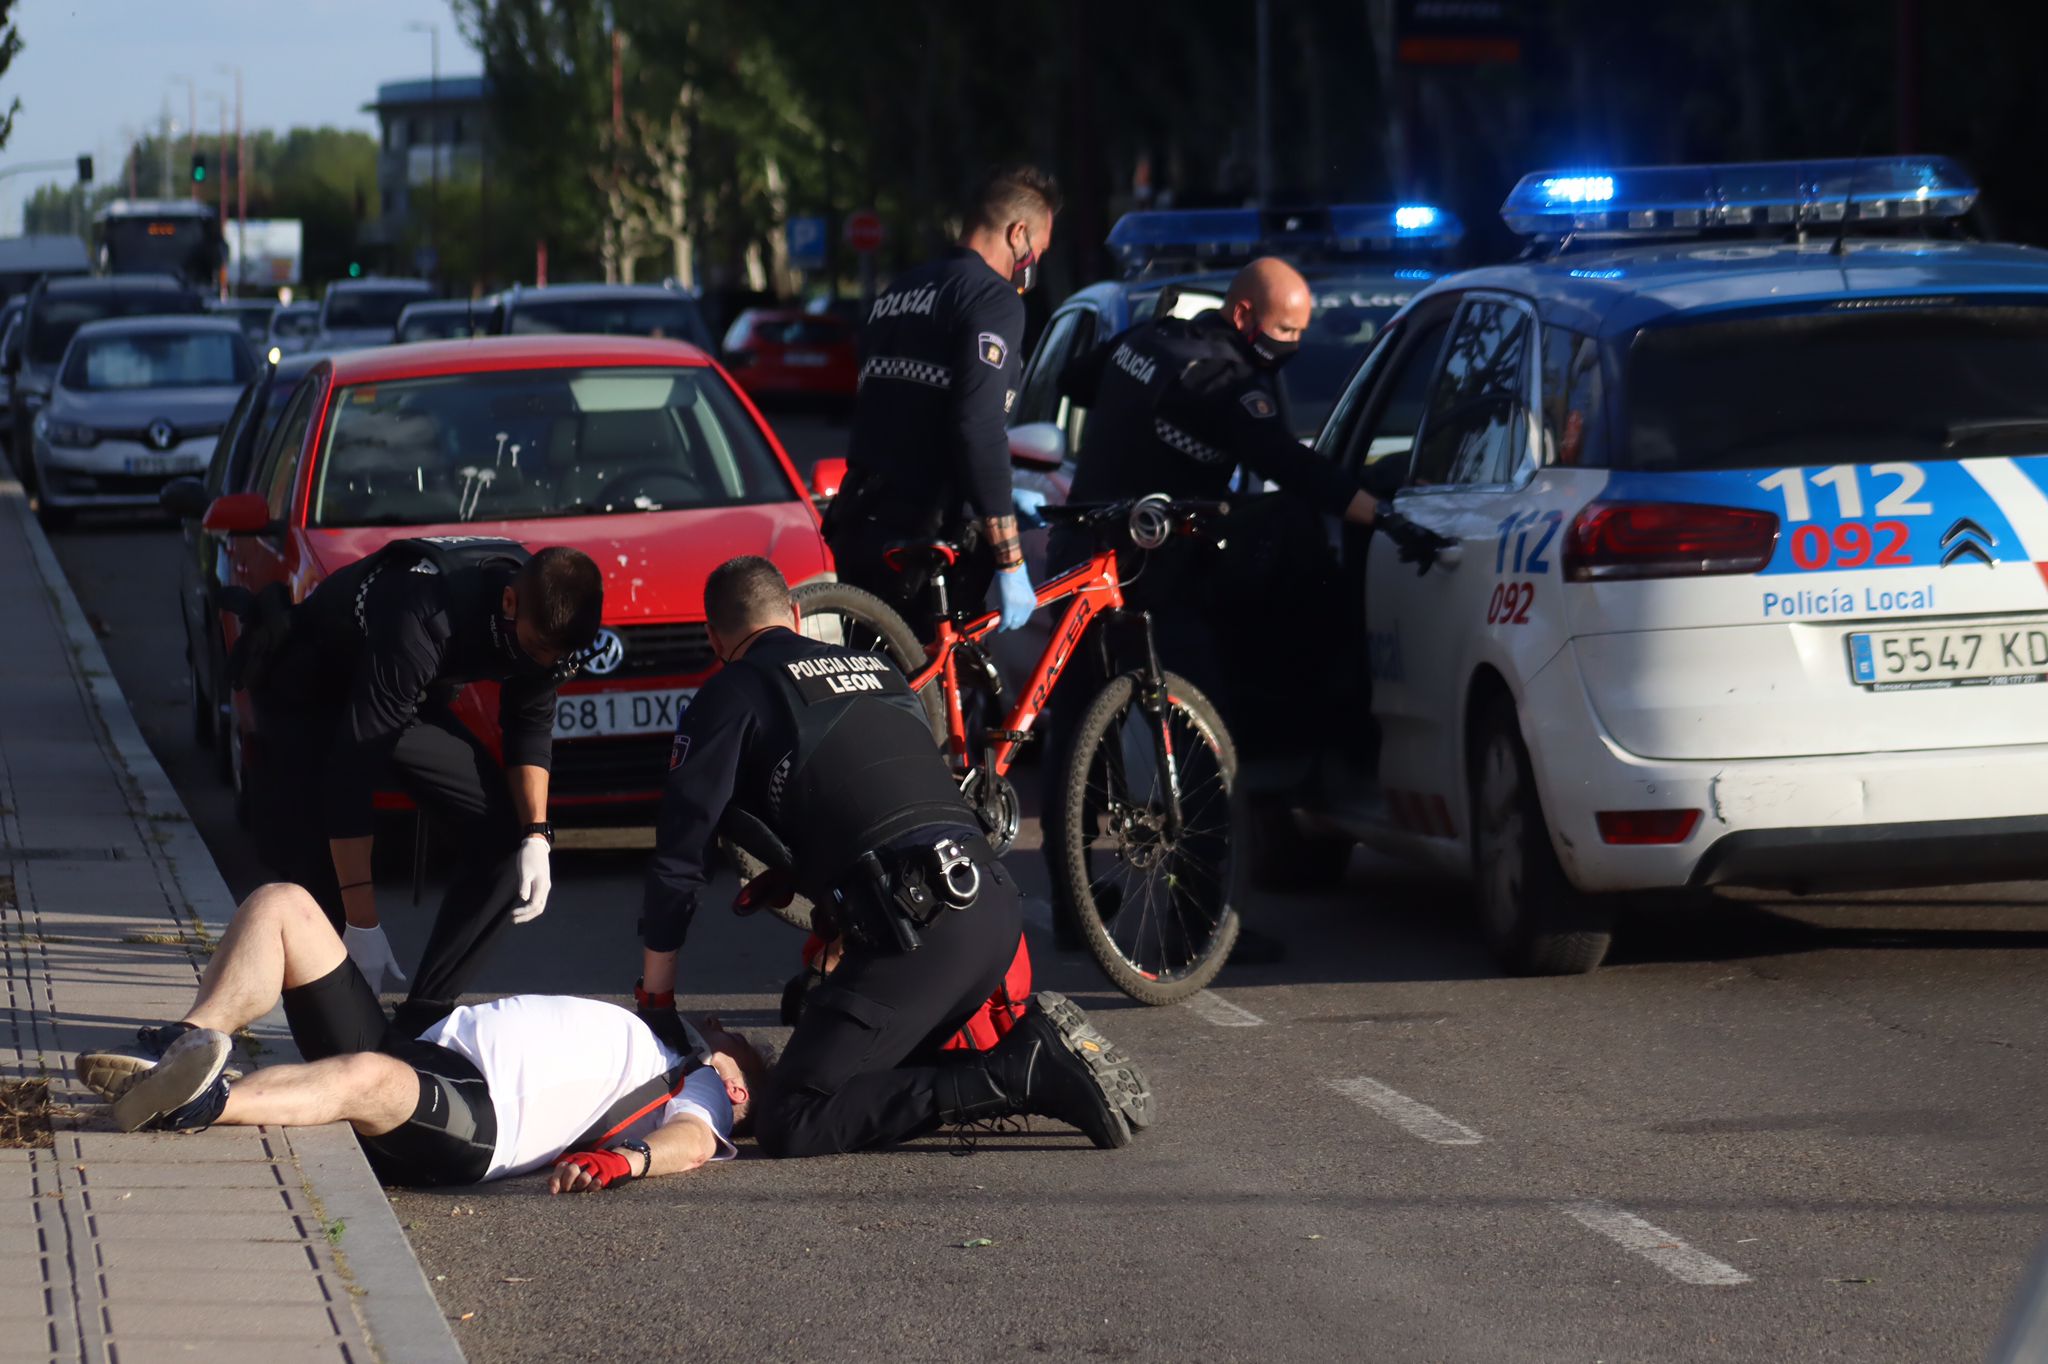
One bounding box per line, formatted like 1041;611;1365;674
582;627;626;676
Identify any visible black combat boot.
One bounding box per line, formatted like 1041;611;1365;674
935;1000;1148;1150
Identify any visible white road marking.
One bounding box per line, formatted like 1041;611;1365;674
1185;990;1265;1027
1557;1200;1752;1286
1324;1077;1483;1145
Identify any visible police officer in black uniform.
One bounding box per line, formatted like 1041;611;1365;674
635;555;1153;1156
1046;258;1451;956
826;164;1061;636
240;538;604;1034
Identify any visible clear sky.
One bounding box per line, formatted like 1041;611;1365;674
1;0;483;232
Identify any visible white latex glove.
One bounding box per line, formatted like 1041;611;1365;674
343;923;407;993
513;836;552;924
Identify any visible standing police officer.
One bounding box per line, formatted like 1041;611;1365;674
826;165;1062;636
635;555;1153;1156
239;538;604;1033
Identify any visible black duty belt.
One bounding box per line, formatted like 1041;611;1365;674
830;832;997;954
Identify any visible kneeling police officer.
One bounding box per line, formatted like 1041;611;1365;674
237;537;604;1034
635;555;1153;1155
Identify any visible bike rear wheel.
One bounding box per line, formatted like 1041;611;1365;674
1051;670;1239;1005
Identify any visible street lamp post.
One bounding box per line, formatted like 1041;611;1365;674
204;92;229;299
219;65;245;293
170;76;196;200
406;20;440;279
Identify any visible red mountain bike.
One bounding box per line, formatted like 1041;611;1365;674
791;496;1240;1005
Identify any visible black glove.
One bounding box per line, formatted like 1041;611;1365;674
633;978;694;1054
1378;513;1457;575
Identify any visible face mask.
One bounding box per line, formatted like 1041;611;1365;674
1244;327;1300;370
488;608;539;670
1010;228;1039;295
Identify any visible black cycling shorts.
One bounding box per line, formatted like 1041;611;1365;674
281;961;497;1187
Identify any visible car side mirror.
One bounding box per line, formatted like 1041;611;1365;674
810;456;848;503
159;477;209;520
201;491;275;536
1008;421;1066;471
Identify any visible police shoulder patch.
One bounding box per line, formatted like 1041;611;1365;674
668;733;691;770
1240;390;1278;420
978;332;1008;368
1004;388;1017;413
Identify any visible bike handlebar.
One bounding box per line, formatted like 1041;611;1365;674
1035;495;1230;548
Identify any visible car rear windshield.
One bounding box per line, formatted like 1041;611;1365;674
397;309;474;342
1627;304;2048;469
309;365;791;528
509;297;712;349
30;291;198;365
324;289;427;330
747;316;849;347
271;307;318;340
64;331;251;391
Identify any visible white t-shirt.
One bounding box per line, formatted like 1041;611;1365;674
417;995;737;1180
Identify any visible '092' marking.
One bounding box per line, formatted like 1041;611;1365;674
1488;581;1535;624
1789;520;1911;570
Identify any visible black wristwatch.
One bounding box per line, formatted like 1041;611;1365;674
614;1138;653;1179
522;821;555;846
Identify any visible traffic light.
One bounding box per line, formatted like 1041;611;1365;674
347;262;362;279
190;151;207;184
76;155;92;185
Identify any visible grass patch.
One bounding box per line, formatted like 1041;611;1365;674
324;1218;346;1246
0;1078;53;1149
121;932;186;947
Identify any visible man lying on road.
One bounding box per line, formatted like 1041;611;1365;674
74;882;767;1194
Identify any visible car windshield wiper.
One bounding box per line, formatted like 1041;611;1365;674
1941;418;2048;454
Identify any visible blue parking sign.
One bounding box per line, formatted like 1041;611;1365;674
786;216;827;271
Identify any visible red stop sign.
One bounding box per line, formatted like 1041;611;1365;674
844;210;884;254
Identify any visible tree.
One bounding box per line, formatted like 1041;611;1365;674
0;0;22;154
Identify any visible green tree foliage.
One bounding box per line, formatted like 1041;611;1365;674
0;0;21;153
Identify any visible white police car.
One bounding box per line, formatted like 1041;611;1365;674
1282;156;2048;974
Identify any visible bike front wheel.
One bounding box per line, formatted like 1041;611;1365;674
1050;670;1240;1005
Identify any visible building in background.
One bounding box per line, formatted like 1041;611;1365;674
362;75;490;263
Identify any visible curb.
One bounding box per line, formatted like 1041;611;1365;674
15;494;465;1364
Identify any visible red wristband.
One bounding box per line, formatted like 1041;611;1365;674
553;1147;633;1190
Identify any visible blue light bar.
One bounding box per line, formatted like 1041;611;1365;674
1107;203;1463;273
1500;157;1979;237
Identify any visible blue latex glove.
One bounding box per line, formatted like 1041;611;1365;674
995;564;1036;632
1011;487;1049;527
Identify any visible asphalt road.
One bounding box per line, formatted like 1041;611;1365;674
48;485;2048;1363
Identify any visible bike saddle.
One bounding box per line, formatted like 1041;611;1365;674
882;539;960;573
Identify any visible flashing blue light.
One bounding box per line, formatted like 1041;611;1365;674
1392;267;1436;281
1538;176;1614;206
1107;202;1462;274
1501;157;1978;238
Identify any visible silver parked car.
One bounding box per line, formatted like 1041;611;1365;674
30;315;254;524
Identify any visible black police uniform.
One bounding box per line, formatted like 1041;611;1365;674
248;538;557;1029
641;626;1023;1157
827;248;1025;627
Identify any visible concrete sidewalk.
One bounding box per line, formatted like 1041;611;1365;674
0;476;459;1363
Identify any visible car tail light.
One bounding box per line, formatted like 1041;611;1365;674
1563;501;1778;582
1595;809;1702;845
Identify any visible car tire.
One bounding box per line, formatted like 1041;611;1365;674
1246;798;1351;890
33;497;70;530
1468;695;1612;975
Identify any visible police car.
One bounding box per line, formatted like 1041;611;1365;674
1008;202;1463;457
1278;156;2048;975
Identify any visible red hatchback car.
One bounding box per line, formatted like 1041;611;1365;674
720;308;858;403
199;334;834;815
